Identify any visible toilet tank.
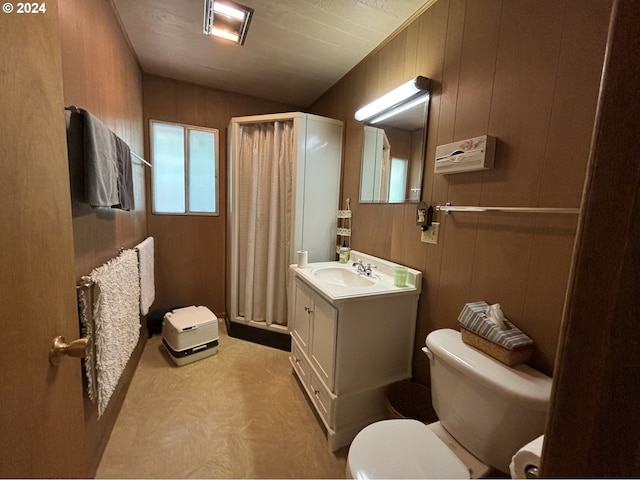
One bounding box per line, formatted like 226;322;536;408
425;329;552;474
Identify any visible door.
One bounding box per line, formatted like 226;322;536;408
0;3;88;477
540;0;640;475
310;294;337;391
291;280;312;353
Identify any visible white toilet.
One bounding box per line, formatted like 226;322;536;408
346;329;552;479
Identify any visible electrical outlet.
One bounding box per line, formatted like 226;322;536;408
421;222;440;244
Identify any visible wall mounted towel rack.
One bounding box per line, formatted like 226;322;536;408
131;150;152;168
64;106;151;168
76;279;94;289
436;203;580;215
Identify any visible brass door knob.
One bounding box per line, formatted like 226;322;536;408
50;336;88;366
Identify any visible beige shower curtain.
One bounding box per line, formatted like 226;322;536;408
237;121;293;326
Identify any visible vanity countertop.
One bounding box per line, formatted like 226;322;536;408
290;250;422;304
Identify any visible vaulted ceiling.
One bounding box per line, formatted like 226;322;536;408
112;0;433;107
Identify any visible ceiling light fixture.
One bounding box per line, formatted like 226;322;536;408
203;0;254;46
355;76;431;124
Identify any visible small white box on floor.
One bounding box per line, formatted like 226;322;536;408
162;306;219;366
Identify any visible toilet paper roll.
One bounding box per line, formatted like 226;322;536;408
509;435;544;479
296;250;308;268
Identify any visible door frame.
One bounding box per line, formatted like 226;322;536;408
541;0;640;475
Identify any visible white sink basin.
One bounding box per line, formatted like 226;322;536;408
311;266;378;287
291;251;422;302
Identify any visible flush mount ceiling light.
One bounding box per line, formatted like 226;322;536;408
355;76;431;125
203;0;254;45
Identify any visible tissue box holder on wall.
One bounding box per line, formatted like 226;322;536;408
458;301;534;366
434;135;496;174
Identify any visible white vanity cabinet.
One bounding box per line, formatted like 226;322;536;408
289;260;421;451
292;279;337;390
291;280;313;353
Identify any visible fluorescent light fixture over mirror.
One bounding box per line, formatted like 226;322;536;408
368;93;430;125
358;76;432;205
203;0;254;45
355;76;431;124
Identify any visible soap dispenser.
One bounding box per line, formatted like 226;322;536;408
339;241;350;263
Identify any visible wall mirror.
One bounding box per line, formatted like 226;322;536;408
356;76;430;204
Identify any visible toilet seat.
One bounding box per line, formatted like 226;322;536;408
347;419;471;479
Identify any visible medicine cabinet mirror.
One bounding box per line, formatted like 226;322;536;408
356;77;430;204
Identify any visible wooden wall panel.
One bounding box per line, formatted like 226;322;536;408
59;0;145;280
310;0;611;379
522;215;578;371
539;0;610;207
142;75;297;314
482;0;563;208
57;0;145;474
377;31;408;94
522;0;616;375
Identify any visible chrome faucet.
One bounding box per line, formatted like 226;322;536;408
353;260;376;276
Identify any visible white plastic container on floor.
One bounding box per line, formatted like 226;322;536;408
162;306;219;366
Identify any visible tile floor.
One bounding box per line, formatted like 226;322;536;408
97;321;348;478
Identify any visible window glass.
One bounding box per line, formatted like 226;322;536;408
389;157;408;203
152;123;185;213
188;129;217;213
150;121;218;215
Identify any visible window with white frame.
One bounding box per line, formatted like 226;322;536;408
388;157;408;203
150;120;219;215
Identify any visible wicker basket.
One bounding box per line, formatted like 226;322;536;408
460;326;534;366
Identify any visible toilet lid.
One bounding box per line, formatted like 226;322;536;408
348;419;471;479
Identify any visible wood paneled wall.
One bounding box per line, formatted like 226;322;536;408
143;75;297;314
311;0;612;380
57;0;145;474
59;0;145;280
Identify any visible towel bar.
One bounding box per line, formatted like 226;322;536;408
76;279;93;289
436;203;579;215
131;150;152;168
64;106;151;167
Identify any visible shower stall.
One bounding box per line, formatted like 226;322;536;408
227;112;343;336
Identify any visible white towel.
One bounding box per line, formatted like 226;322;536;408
89;249;140;417
135;236;155;315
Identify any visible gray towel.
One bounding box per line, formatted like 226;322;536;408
65;109;86;204
81;109;119;207
112;132;135;211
